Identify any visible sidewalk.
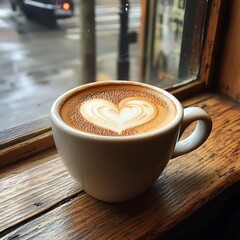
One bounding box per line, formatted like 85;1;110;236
0;0;139;131
0;53;139;131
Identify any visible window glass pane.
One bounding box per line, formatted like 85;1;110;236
95;0;140;81
145;0;207;88
0;0;207;133
152;0;185;83
0;0;78;131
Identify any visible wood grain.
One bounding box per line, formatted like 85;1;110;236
199;0;224;86
0;117;51;148
0;149;81;235
0;93;240;239
0;131;55;168
218;0;240;102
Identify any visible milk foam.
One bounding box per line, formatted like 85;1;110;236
60;83;176;136
80;97;157;134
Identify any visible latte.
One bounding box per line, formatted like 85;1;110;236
60;82;176;136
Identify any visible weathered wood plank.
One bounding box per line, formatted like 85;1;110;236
199;0;224;86
1;93;239;239
0;92;214;235
0;149;82;235
0;131;55;168
0;117;51;149
218;0;240;102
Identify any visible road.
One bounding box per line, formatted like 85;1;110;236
0;0;141;131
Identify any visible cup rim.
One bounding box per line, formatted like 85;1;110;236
50;80;183;141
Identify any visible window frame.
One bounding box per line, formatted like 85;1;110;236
0;0;228;167
138;0;226;97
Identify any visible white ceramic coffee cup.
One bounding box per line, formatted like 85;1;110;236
51;81;212;203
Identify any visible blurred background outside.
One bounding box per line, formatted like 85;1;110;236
0;0;189;131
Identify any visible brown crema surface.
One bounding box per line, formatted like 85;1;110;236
60;83;176;136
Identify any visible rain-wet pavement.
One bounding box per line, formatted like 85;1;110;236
0;0;140;131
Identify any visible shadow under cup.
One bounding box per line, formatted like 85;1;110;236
50;81;211;203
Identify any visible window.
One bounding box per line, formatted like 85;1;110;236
139;0;213;90
0;0;224;147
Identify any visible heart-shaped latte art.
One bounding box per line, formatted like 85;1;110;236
79;97;158;134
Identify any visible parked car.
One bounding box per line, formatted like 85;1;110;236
10;0;74;23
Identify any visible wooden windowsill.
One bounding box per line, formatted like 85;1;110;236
0;92;240;239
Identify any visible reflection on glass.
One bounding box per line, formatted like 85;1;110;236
146;0;207;89
153;0;185;82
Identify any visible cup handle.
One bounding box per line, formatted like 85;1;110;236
172;107;212;158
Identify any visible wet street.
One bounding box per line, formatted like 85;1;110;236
0;0;141;131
